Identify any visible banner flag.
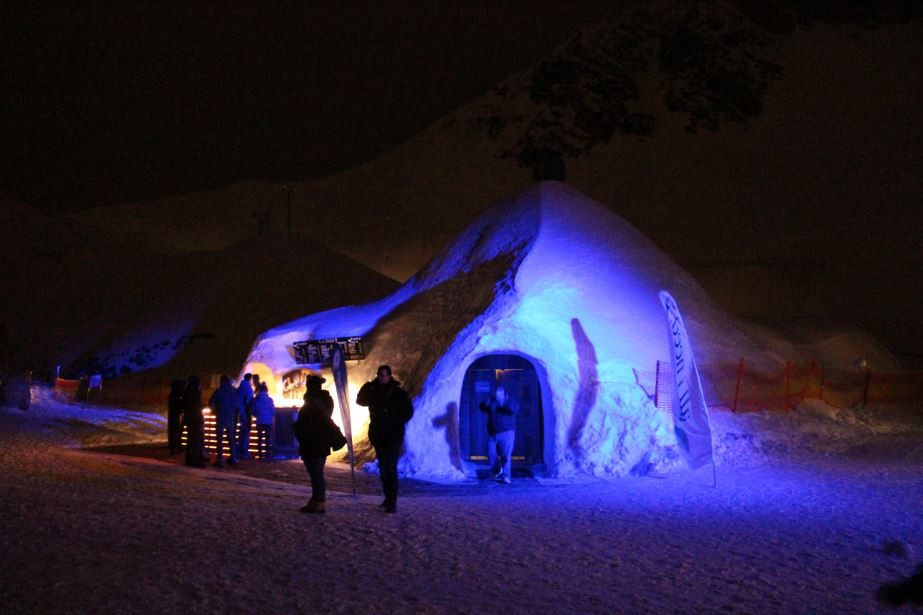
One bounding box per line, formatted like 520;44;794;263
658;291;715;472
331;345;357;495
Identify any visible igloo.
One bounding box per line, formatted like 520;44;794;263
241;181;771;478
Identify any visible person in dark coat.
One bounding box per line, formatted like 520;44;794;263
167;380;185;455
1;374;32;410
209;374;240;468
182;375;205;467
479;384;519;484
252;382;276;460
235;373;254;460
293;376;344;513
356;365;413;513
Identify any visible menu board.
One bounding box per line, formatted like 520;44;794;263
293;337;365;365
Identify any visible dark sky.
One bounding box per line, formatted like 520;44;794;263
1;1;608;212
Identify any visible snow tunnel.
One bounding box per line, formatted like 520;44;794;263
459;354;546;476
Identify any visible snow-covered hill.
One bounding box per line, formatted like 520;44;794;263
1;194;399;379
70;2;923;358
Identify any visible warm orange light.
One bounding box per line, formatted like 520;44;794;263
180;410;268;458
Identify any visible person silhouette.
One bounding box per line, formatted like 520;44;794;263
479;385;519;484
356;365;413;513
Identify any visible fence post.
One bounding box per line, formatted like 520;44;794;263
654;360;661;409
733;358;745;412
784;360;792;410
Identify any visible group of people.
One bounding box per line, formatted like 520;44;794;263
293;364;414;514
166;363;519;515
166;373;276;467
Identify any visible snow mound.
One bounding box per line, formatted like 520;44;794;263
0;386;166;450
244;182;804;479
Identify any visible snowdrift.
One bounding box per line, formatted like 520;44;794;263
0;190;399;384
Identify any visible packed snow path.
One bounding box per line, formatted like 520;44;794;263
0;405;920;613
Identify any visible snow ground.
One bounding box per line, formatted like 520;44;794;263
0;390;921;613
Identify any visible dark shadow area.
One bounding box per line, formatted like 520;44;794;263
877;562;923;607
83;442;542;497
432;401;462;472
567;318;599;454
475;466;537;479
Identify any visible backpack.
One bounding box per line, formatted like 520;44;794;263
328;420;348;452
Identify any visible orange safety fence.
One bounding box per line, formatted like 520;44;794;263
51;375;231;410
181;411;269;459
52;378;80;401
635;359;923;414
53;377;174;409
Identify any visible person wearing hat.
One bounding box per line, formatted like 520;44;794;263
293;375;345;513
356;365;414;513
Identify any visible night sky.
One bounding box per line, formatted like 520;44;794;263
2;1;921;365
1;2;608;211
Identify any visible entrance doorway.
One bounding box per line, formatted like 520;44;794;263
459;354;543;472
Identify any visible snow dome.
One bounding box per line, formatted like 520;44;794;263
241;182;774;479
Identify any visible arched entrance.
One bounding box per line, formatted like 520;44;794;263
459;354;543;474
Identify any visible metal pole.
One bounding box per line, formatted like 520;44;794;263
653;360;661;408
350;450;357;497
732;358;745;412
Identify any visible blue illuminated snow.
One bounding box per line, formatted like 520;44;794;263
243;182;753;479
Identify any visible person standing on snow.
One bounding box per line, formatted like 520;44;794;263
209;375;240;467
293;376;345;513
167;380;185;455
235;373;254;460
251;382;276;460
356;365;413;513
479;384;519;484
182;375;205;467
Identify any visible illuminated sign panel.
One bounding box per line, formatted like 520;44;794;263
293;337;365;364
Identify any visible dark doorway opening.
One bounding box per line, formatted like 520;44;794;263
459;354;543;476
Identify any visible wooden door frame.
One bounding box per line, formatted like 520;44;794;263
458;352;554;471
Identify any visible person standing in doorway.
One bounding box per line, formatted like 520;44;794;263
356;365;413;513
235;373;254;460
479;384;519;484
